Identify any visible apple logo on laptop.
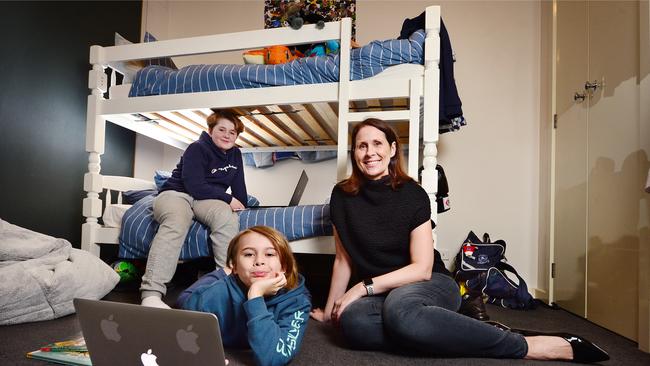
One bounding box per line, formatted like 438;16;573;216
140;349;159;366
100;314;121;342
176;325;200;354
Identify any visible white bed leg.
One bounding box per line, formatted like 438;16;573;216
423;6;441;244
408;78;422;179
336;18;352;181
81;222;101;257
82;150;103;257
82;62;107;257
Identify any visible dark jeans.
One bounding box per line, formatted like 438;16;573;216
339;273;528;358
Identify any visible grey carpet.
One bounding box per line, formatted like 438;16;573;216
1;275;649;365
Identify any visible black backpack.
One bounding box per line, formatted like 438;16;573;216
455;231;536;310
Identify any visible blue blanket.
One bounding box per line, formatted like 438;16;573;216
118;195;332;259
129;30;425;97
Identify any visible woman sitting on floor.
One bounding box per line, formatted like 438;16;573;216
311;118;609;363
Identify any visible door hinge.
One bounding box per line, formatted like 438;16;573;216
551;262;556;278
553;114;558;129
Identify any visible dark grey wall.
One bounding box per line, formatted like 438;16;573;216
0;1;141;247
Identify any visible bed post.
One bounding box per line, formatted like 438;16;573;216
422;6;441;241
336;17;352;181
81;45;107;257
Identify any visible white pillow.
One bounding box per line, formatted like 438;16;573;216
102;204;132;228
109;32;145;83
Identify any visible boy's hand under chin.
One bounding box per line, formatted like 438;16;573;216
247;272;287;299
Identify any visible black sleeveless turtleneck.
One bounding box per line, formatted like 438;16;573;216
330;178;450;281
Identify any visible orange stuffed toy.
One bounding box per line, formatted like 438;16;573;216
264;45;302;65
243;46;303;65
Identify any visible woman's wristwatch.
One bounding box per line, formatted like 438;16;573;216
363;278;374;296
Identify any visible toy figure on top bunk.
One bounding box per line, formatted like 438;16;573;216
264;0;356;37
140;109;248;309
245;0;355;65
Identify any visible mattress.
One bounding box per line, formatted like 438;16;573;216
109;64;424;101
119;195;332;260
128;30;426;97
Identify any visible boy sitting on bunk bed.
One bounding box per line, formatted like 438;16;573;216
141;109;247;309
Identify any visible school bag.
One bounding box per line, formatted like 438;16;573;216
455;231;536;310
455;231;505;275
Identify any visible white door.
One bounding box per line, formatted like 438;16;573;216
585;0;640;341
553;0;642;341
553;0;589;317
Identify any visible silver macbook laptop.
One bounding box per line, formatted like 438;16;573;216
74;298;225;366
252;169;308;209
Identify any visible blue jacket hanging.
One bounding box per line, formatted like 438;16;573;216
398;13;465;133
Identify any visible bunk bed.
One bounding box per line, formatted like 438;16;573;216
81;5;442;259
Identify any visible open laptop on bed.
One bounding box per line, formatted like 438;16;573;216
251;169;308;209
74;298;226;366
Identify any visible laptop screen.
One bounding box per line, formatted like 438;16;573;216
74;299;225;366
288;170;309;206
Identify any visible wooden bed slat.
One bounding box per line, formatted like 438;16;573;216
236;135;254;148
173;111;208;131
287;104;335;143
243;108;302;146
309;103;339;141
252;106;314;146
256;106;317;146
239;131;268;147
234;108;296;146
155;112;205;135
267;105;322;144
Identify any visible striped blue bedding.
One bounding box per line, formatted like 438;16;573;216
128;30;425;97
118;195;332;260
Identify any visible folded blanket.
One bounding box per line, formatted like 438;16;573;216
0;219;119;325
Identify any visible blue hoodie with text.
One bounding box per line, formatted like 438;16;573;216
179;269;311;366
161;131;247;205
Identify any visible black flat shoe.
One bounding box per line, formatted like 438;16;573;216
483;320;510;331
459;292;490;321
511;329;610;363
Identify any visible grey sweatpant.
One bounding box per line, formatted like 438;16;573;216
140;190;239;298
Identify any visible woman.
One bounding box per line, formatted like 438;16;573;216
179;226;311;366
141;109;247;309
311;118;608;363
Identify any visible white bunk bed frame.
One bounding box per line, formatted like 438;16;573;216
81;6;441;257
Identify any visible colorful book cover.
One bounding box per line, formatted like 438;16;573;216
26;336;91;366
26;350;91;366
40;337;87;352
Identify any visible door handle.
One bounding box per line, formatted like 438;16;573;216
584;80;601;93
574;92;586;102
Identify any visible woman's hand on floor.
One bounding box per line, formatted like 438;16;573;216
310;308;330;323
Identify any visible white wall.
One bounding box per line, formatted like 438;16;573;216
137;0;544;290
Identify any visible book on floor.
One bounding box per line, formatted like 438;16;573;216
40;337;88;352
26;336;91;366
